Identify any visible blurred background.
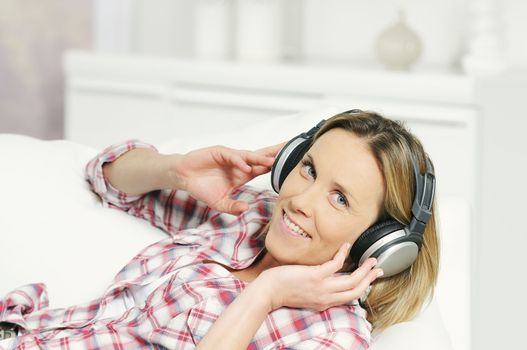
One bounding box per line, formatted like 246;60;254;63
1;0;526;139
1;1;526;350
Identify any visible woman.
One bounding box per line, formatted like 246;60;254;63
0;110;439;349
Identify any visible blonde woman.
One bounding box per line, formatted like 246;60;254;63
0;110;438;349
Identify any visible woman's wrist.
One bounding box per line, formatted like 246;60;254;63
159;153;186;191
255;269;282;312
103;148;182;195
125;151;186;192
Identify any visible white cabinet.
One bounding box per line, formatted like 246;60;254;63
64;52;478;200
64;51;477;202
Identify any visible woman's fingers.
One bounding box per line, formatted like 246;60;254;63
316;242;351;276
248;165;273;177
214;145;282;175
312;259;381;310
215;197;249;215
228;150;275;173
327;259;382;292
256;142;286;158
327;269;381;307
314;243;383;308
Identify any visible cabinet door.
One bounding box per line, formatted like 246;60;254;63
65;83;323;149
65;88;175;149
160;83;323;137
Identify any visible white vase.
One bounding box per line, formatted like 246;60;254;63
375;10;423;71
234;0;283;62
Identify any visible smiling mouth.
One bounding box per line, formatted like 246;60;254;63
282;211;312;239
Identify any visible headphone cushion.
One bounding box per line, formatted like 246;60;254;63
277;138;311;190
350;219;405;264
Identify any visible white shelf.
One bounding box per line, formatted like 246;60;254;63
64;51;476;107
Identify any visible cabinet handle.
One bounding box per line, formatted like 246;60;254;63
68;78;165;98
68;78;322;113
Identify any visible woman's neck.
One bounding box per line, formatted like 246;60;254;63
233;251;280;282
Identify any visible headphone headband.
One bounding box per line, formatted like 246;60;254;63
409;156;435;235
270;119;326;193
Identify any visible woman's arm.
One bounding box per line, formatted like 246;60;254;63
197;243;383;350
102;147;182;195
93;141;280;214
85;141;211;233
86;140;282;233
195;277;273;350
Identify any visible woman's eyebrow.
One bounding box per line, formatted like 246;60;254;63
306;153;359;205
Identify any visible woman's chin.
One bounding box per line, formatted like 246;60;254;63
264;228;313;265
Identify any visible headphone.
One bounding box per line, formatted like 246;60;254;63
270;110;436;277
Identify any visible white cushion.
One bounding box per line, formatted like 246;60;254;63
370;299;453;350
0;134;166;308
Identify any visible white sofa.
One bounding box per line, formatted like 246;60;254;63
1;114;455;349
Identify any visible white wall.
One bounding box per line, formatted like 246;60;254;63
93;0;131;52
131;0;194;57
89;2;527;349
94;0;527;71
473;71;527;350
302;0;467;69
503;0;527;68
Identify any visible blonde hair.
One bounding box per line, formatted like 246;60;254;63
313;111;440;331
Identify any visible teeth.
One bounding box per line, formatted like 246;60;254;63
283;213;311;238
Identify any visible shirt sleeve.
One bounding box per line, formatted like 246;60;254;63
85;140;214;234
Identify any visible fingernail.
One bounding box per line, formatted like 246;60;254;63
369;258;377;266
376;269;384;278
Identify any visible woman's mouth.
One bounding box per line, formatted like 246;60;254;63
280;211;312;240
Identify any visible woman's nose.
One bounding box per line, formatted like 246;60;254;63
290;185;319;218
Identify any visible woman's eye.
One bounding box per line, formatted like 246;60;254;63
301;161;316;178
331;192;349;207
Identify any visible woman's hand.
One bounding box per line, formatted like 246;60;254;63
169;143;284;215
258;243;383;312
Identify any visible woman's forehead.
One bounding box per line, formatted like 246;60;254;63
310;128;370;163
309;129;385;204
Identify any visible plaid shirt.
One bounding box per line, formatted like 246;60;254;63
0;140;371;349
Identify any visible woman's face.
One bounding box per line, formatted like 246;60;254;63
265;128;386;266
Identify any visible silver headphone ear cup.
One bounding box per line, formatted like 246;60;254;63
356;225;420;277
373;239;419;277
350;220;420;277
350;220;403;265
